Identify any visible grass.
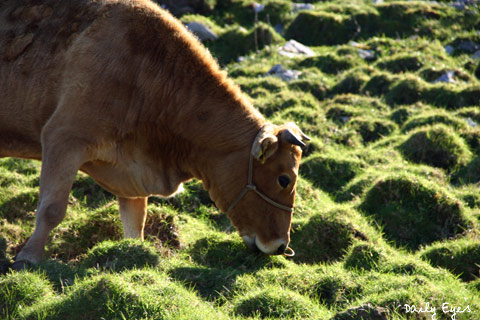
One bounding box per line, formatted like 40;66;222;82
1;0;480;319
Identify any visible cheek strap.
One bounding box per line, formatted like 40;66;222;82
225;125;294;215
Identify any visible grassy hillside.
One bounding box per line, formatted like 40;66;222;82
1;0;480;319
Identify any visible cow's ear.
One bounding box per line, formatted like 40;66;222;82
251;126;279;163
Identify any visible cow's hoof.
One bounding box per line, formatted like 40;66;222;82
11;260;34;271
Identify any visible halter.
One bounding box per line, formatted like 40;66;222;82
225;125;294;214
225;125;295;257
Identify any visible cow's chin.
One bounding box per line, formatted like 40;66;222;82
241;235;287;255
241;235;258;251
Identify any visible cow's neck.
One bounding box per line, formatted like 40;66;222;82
172;96;265;212
131;23;266;206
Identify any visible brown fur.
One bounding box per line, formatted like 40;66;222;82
1;0;305;263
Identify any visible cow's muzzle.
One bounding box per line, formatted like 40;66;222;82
242;235;294;256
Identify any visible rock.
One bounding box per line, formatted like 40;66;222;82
471;50;480;59
331;303;389;320
450;0;478;10
458;40;480;53
444;45;455;55
467;117;478;128
186;22;218;41
279;39;315;58
252;2;265;14
349;41;362;48
432;70;456;83
450;2;466;10
292;3;315;12
358;49;375;61
340;116;351;124
274;23;284;35
265;64;302;81
268;64;284;74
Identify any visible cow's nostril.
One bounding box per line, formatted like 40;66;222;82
276;244;286;255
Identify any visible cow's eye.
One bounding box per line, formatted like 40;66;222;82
278;175;290;189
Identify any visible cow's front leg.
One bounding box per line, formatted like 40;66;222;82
13;138;88;269
118;197;148;239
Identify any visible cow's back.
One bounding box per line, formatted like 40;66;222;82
0;0;103;158
1;0;258;160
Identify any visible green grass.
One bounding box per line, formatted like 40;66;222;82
2;0;480;319
399;124;473;171
419;237;480;282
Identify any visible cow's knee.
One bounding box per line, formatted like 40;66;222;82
38;202;66;227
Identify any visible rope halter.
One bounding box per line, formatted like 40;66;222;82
225;125;295;257
225;125;294;214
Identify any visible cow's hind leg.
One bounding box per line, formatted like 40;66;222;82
13;135;88;268
118;197;148;239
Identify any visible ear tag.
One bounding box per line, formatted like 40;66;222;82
258;148;268;164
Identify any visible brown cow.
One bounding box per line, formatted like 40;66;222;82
0;0;308;267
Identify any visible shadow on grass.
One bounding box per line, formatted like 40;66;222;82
35;260;79;293
0;237;11;274
169;236;283;301
169;266;241;301
71;175;114;209
1;258;79;293
0;191;38;222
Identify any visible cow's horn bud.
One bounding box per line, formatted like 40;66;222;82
280;129;306;148
299;129;311;142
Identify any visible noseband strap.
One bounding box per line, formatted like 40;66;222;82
225;125;294;214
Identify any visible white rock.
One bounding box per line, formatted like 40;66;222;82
444;45;455;55
349;41;362;48
467;117;477;128
265;64;302;81
293;3;315;12
267;64;284;74
432;71;456;84
450;2;466;10
279;39;315;57
253;2;265;13
186;22;218;41
279;69;302;81
358;49;375;60
471;50;480;59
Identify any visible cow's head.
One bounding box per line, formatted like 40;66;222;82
224;122;308;255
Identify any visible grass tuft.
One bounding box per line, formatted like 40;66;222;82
399;124;473;170
81;239;160;271
300;153;363;194
344;242;384;271
233;286;323;319
292;212;361;264
419;238;480;282
360;174;471;250
385;76;424;106
377;54;423;73
0;271;53;319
